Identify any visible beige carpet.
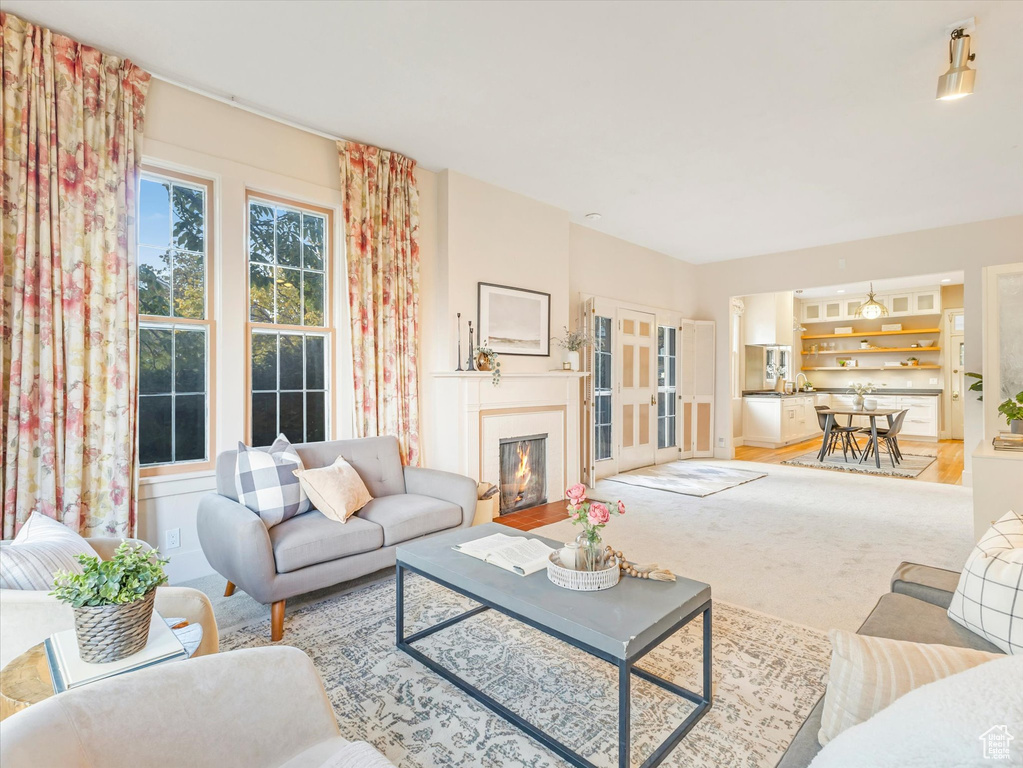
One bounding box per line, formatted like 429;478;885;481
536;460;974;632
220;573;830;768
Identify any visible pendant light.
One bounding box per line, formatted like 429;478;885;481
936;28;976;101
855;283;888;320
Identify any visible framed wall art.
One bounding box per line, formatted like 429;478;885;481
477;282;551;357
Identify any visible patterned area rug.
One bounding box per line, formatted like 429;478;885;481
607;462;767;498
220;575;829;767
781;451;935;478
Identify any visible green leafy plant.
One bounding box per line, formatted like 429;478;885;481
552;326;594;352
965;372;983;401
997;391;1023;426
51;542;168;608
476;342;501;387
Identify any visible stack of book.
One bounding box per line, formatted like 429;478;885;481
992;432;1023;452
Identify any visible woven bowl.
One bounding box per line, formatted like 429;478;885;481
73;588;156;663
547;552;621;592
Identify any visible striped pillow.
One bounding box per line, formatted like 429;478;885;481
818;629;1000;745
0;512;99;590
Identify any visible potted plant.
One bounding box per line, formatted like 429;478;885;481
860;339;870;349
848;381;875;410
552;326;594;372
474;342;501;386
997;391;1023;434
51;541;169;663
907;357;919;367
966;372;983;401
565;484;626;571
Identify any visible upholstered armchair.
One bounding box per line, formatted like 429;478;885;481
0;646;395;768
0;537;218;668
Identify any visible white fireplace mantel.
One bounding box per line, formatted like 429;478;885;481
427;371;587;500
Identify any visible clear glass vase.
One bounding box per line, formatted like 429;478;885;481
575;531;604;571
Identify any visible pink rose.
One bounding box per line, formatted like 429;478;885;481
588;502;610;526
566;483;587;505
617;500;626;516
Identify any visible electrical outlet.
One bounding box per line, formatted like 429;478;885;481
165;528;180;550
906;381;913;388
717;437;725;447
838;258;846;270
930;378;939;386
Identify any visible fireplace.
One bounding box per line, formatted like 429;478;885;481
499;434;548;515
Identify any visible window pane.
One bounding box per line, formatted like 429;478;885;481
175;329;205;392
596;425;611;461
139;179;170;248
279;391;304;443
596;394;610;426
139;396;172;464
658;392;666;418
302;271;324;326
279;334;304;390
306;392;325;442
251;393;277;447
139;328;172;394
666;394;676;417
249;264;275;323
302;215;324;270
138;247;171;316
174;394;205;462
249;203;274;263
172;251;205;319
305;336;325;390
276;208;301;267
172;185;204;253
597;354;611;390
251;333;278;391
276;267;301;325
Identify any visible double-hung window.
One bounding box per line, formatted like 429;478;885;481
593;315;613;461
137;169;215;473
657;326;677;449
247;193;332;446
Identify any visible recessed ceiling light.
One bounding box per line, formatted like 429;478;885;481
837;289;845;294
585;213;602;221
941;278;952;283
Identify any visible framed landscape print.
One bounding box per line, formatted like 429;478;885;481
477;282;551;357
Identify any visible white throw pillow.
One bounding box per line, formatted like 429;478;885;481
292;456;373;524
317;741;394;768
0;512;99;590
809;655;1023;768
948;510;1023;655
234;434;311;528
818;630;1001;744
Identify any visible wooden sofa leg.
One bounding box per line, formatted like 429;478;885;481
224;581;236;597
271;600;286;641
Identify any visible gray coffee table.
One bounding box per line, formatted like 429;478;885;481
395;523;712;768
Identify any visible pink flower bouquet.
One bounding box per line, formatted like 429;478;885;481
565;484;625;546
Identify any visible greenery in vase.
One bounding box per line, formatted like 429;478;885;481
476;342;501;386
848;381;875;396
552;326;594;352
997;391;1023;425
965;372;983;401
51;541;168;608
564;484;625;544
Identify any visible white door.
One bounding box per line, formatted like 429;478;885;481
618;309;657;472
947;310;965;440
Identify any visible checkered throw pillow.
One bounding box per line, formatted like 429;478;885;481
948;509;1023;655
234;434;311;528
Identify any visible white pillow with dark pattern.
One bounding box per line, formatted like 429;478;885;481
947;509;1023;655
0;512;99;590
234;434;311;528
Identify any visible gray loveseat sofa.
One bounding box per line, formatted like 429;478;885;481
776;561;1004;768
198;436;477;640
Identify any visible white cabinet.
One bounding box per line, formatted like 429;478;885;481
822;300;843;322
743;395;817;448
745;292;793;346
801;301;823;324
843;297;865;320
801;287;943;324
887;292;913;317
913;289;941;315
897;395;938;438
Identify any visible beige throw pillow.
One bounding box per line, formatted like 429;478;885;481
818;629;1000;746
293;456;373;523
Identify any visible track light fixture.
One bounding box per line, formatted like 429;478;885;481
936;28;976;101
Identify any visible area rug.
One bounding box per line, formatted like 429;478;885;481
220;574;829;768
781;451;935;478
607;461;766;497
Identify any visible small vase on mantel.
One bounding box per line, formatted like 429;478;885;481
563;350;581;372
575;532;605;571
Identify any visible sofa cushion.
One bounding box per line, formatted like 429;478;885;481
269;512;383;573
355;494;462;547
0;512;99;590
857;593;1003;653
234;435;311;528
947;509;1023;655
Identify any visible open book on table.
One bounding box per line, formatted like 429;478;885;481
453;533;555;576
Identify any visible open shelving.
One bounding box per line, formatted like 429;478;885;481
801;327;940;340
800;364;941;371
805;346;940;355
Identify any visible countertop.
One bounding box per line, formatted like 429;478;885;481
742;388;942;398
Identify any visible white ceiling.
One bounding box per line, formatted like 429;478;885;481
8;0;1022;263
796;271;964;299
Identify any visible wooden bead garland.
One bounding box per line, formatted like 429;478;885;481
603;547;676;582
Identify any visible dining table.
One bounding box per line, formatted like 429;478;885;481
817;407;900;468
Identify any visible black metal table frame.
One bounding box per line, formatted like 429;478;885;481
817;411;896;469
395;561;712;768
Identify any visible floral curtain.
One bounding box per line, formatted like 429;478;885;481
1;13;150;538
338;141;421;466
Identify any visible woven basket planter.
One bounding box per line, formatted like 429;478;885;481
73;588;156;663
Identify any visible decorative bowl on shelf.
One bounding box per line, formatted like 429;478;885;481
918;340;936;348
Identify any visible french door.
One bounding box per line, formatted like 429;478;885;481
680;320;715;458
617;309;657;472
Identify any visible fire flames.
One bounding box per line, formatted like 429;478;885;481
513;442;532;505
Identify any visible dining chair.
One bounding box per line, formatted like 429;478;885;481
815;406;861;460
860;409;908;468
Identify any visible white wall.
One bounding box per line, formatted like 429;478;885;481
694;215;1023;471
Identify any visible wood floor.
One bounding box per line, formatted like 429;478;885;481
734;437;965;485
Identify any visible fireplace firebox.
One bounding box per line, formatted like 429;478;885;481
498;434;548;515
